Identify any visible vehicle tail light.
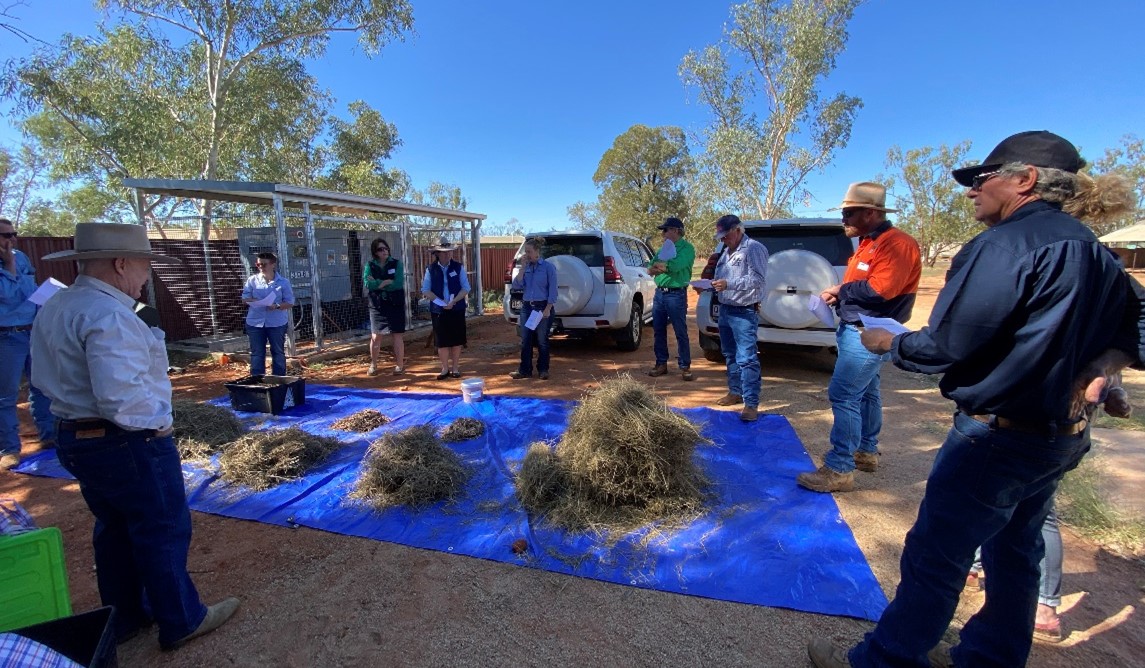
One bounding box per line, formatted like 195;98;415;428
603;256;621;284
700;252;720;280
503;260;515;284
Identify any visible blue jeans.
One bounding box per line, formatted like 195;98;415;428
848;412;1090;668
55;427;207;645
718;305;761;407
825;323;889;473
518;302;551;375
971;505;1062;607
653;289;691;369
247;324;287;376
0;329;56;455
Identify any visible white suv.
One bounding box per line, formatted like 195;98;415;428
695;218;857;362
502;231;655;351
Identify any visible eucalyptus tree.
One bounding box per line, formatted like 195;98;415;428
570;124;693;241
680;0;862;219
883;141;978;267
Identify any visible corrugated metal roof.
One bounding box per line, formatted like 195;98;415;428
123;178;486;222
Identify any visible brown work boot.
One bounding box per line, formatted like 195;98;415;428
927;642;954;668
162;597;240;651
681;367;694;381
715;393;743;406
854;451;879;473
646;364;668;377
0;453;19;471
797;465;855;493
740;405;759;422
808;637;852;667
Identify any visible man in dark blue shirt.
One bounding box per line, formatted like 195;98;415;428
808;131;1143;668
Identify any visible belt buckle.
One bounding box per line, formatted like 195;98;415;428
76;428;107;439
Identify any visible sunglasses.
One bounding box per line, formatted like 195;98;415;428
255;262;272;267
841;209;864;220
970;170;1002;190
0;232;16;239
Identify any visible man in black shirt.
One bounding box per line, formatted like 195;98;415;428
808;131;1142;668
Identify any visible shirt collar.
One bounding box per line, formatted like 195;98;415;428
997;200;1059;228
74;274;137;309
865;221;893;240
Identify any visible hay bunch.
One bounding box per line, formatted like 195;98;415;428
440;417;485;442
218;426;344;491
173;400;247;460
515;374;711;534
351;425;471;509
330;409;392;432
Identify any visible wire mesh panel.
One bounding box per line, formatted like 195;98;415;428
148;210;483;357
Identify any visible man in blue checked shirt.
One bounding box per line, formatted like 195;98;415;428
509;237;558;380
710;214;769;422
0;217;55;470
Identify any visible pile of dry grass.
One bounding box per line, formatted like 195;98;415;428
172;400;247;461
440;417;485;442
515;373;711;535
330;409;392;432
218;426;344;491
351;425;471;509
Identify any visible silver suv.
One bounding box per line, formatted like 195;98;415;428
502;231;655;351
695;218;857;361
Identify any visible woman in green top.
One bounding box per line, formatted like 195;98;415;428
363;237;406;376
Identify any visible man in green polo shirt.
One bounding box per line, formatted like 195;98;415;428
646;217;696;381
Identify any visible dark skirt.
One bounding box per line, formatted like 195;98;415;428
368;292;406;333
431;308;467;348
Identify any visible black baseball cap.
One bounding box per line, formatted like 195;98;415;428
952;131;1085;187
657;217;684;231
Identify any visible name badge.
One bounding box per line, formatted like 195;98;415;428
387;269;396;275
857;262;870;271
449;271;457;277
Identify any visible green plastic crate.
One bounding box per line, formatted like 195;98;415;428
0;527;72;632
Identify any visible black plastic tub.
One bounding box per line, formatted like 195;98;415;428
224;375;306;415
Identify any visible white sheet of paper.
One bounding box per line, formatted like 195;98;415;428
807;295;836;328
657;239;677;261
27;278;68;305
859;314;911;336
689;279;713;290
524;309;544;331
251;292;277;308
432;298;448;308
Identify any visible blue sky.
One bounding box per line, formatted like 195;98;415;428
3;1;1144;232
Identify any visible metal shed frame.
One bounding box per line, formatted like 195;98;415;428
123;178;487;354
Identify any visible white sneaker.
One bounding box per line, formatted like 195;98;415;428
367;363;378;376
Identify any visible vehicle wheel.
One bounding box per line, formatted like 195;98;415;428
699;333;724;363
615;301;643;351
547;255;594;315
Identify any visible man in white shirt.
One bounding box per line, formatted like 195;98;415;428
32;223;239;650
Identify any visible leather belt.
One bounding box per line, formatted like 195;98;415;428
963;412;1087;436
58;418;158;439
0;324;33;332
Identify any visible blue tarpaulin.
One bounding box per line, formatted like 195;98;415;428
15;385;888;621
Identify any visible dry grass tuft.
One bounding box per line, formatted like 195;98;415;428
172;400;247;461
440;417;485;442
351;425;471;509
330;409;392;432
515;373;711;536
218;426;344;491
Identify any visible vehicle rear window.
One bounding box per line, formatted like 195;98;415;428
747;227;854;266
542;236;604;266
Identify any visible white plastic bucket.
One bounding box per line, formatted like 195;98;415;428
461;377;485;403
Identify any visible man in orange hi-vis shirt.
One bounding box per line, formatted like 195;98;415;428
798;182;921;493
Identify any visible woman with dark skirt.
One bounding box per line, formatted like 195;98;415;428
363;237;406;376
421;239;470;380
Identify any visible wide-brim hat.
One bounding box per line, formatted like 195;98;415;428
42;223;182;263
429;239;457;253
832;182;899;213
951;130;1085;187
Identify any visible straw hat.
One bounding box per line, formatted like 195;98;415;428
429;239;457;253
42;223;182;263
833;182;899;213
